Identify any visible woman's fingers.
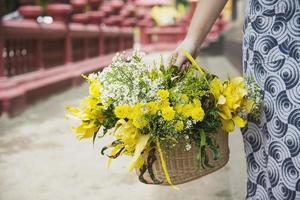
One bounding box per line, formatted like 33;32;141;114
172;52;190;72
180;62;189;71
174;52;186;71
168;52;178;66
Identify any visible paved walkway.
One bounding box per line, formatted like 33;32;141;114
0;52;246;200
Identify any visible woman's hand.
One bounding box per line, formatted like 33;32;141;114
172;37;198;71
170;0;228;71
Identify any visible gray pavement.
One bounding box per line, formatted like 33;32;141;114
0;52;246;200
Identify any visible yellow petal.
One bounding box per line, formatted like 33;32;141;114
66;106;81;115
243;99;254;113
128;134;150;172
107;144;125;167
192;98;202;107
231;77;245;87
221;119;235;132
191;107;205;121
219;106;232;120
232;115;247;128
210;78;223;99
217;95;226;105
238;88;248;97
174;103;183;113
233;103;241;110
161;106;175;121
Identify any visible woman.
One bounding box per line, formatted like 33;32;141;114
173;0;300;199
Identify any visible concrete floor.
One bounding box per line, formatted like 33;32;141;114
0;52;247;200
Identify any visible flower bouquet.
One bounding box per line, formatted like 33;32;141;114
67;50;262;186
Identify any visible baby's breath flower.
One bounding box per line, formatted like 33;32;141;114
98;51;163;107
185;143;192;151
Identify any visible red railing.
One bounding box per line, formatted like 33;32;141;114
139;14;229;48
0;19;133;78
0;0;136;116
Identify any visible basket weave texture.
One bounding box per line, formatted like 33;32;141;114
137;130;229;185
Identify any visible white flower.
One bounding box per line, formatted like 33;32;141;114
185;143;192;151
98;51;164;107
185;120;192;129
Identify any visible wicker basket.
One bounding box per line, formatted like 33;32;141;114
136;130;229;185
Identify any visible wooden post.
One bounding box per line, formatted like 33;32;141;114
65;29;73;64
118;29;125;51
84;38;89;59
88;0;103;11
139;23;149;44
0;19;6;79
46;3;73;64
98;30;104;55
34;39;44;70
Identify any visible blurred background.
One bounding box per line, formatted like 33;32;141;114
0;0;247;199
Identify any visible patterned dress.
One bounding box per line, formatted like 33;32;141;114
242;0;300;199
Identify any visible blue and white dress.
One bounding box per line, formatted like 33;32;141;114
242;0;300;199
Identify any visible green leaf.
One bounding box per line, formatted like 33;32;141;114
200;129;206;146
211;147;220;160
92;127;100;148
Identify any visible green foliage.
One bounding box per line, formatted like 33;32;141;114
171;68;210;100
37;0;49;8
176;0;188;6
102;105;118;134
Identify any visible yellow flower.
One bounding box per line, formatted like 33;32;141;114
191;107;205;121
157;89;169;100
182;103;193;118
114;104;131;119
210;78;223;99
89;81;101;97
192;98;201;107
112;119;151;171
221;119;235;132
72;122;99;140
128;103;143;119
242;99;254;113
122;104;148;128
218;105;232;120
145;101;159;115
85;75;102;98
174;121;184;131
114;120;139;148
133;117;148;128
160;101;170;108
231;77;246;93
66;106;80;115
174;103;183;113
161;106;175;121
67;96;104;141
181;94;189;103
210;77;250;131
223;90;241;110
223;77;247;110
232;115;247;128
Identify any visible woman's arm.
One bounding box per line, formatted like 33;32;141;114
174;0;229;70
